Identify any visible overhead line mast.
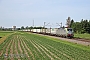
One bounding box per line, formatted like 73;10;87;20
33;19;34;27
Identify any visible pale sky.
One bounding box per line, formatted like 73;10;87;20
0;0;90;28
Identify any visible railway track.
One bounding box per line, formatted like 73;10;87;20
30;32;90;42
32;33;90;46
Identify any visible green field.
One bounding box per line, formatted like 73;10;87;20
75;33;90;40
0;32;90;60
0;31;14;37
0;31;14;44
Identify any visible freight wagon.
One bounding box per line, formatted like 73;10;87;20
29;27;74;38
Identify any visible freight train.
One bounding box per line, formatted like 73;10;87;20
23;27;74;38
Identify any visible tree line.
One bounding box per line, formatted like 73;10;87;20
0;19;90;34
21;26;44;30
0;26;44;31
70;19;90;34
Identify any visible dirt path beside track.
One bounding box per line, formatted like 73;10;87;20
32;33;90;46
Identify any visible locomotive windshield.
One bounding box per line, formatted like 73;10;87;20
67;28;72;31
